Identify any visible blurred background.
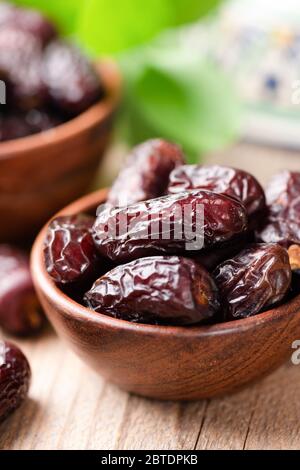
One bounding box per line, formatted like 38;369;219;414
2;0;300;223
12;0;299;186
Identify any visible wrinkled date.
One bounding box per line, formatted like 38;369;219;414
257;171;300;247
213;243;292;321
44;214;101;288
168;165;266;218
107;139;185;206
93;190;248;263
0;113;32;142
42;40;104;116
264;170;300;215
85;256;220;325
0;27;45;110
0;2;57;46
0;245;44;336
0;109;63;142
0;341;31;422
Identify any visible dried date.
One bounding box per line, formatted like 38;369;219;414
93;190;248;263
42;40;104;116
0;341;31;422
107;139;185;207
256;171;300;247
84;256;220;325
44;214;100;287
0;245;44;336
213;243;291;321
0;27;46;110
0;2;57;46
168;165;266;218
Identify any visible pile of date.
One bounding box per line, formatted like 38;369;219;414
44;139;300;326
2;138;300;423
0;2;104;142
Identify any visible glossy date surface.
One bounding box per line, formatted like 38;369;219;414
168;165;266;217
44;214;99;287
0;341;31;422
107;139;185;207
257;171;300;247
0;2;57;46
42;40;104;116
0;27;46;111
213;243;291;321
0;245;43;336
93;190;248;263
84;256;220;326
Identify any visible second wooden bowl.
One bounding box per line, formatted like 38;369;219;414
31;189;300;401
0;61;121;243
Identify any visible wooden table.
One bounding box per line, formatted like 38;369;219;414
1;142;300;451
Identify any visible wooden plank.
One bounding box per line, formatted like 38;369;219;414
116;396;207;450
0;324;300;450
244;364;300;450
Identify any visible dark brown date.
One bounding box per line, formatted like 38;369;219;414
0;27;46;110
0;109;63;142
264;170;300;214
85;256;220;326
0;113;32;142
93;190;248;263
256;171;300;247
256;218;300;248
44;214;100;287
0;341;31;422
42;40;104;116
168;165;266;218
0;3;57;46
107;139;185;207
213;243;291;321
0;245;44;336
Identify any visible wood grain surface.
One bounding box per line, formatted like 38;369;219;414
1;142;300;450
0;327;299;450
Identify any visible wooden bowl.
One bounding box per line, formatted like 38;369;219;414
31;189;300;401
0;61;121;243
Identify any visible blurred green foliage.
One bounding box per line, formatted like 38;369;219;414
120;40;240;161
14;0;220;54
13;0;81;34
12;0;239;162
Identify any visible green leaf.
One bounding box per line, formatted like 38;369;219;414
169;0;222;26
12;0;222;54
12;0;83;34
120;46;241;163
77;0;172;56
77;0;221;56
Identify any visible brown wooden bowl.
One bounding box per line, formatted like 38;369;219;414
0;61;121;243
31;189;300;401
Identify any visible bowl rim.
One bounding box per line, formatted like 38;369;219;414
31;188;300;338
0;60;121;160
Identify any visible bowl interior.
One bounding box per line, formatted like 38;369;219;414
31;188;300;339
0;60;121;159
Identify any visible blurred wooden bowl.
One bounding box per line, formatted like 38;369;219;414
31;189;300;401
0;61;121;243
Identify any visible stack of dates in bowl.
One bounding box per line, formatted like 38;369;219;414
33;138;300;400
43;139;296;326
0;1;105;141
